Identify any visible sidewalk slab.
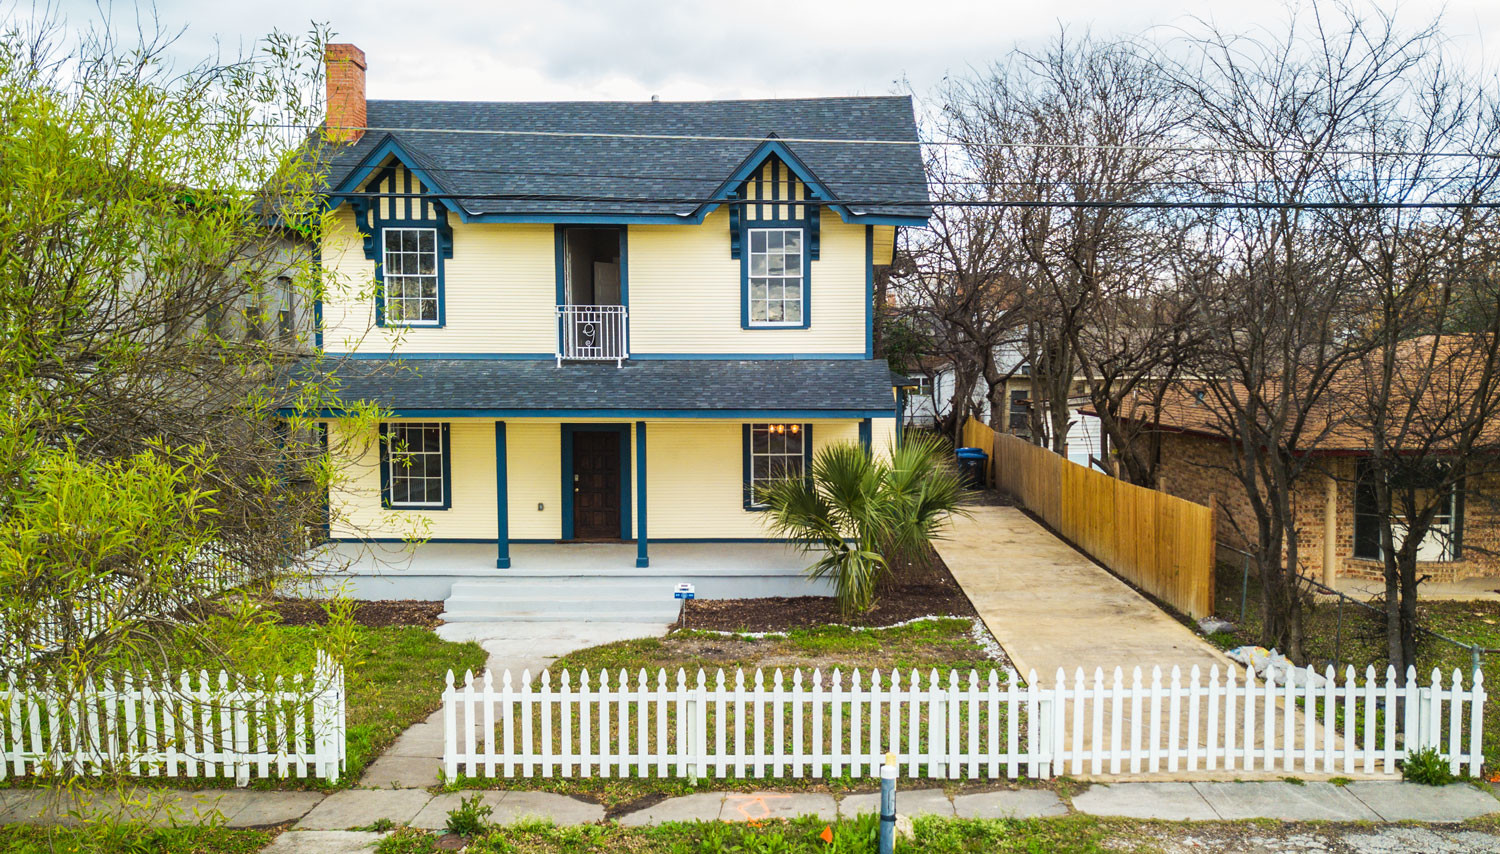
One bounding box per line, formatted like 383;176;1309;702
261;830;382;853
494;791;603;825
223;791;326;828
1194;781;1379;821
296;789;434;830
951;789;1068;819
410;792;509;830
1073;782;1218;820
1345;782;1500;823
358;755;441;789
618;792;725;826
722;793;838;822
839;789;954;817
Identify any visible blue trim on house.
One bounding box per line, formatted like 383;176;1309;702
327;352;870;361
700;139;850;223
331;352;558;360
560;423;632;541
865;226;875;358
740;222;812;331
378;422;453;511
327;537;499;544
742;422;813;511
325;536;795;545
859;418;872;450
372;216;451;330
895;387;906;448
318;423;330;541
494;421;510;569
635;421;648;568
326;136;465;217
304;408;892;419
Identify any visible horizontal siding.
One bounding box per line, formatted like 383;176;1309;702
329;419;497;540
321;211;555;354
319;205;870;357
328;418;865;541
871;416;897;458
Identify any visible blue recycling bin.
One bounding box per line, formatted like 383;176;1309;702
955;447;989;489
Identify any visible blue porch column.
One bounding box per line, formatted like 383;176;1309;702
635;420;649;567
495;421;510;569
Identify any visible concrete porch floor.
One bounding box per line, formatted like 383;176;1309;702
297;540;825;601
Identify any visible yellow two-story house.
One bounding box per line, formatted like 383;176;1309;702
308;45;930;615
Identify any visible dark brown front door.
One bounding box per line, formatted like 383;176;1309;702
572;431;621;539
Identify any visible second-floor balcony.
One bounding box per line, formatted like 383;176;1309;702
557;304;628;366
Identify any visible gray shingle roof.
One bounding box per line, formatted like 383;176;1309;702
324;97;930;221
305;358;898;415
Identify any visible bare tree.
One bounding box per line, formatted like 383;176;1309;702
1168;5;1441;661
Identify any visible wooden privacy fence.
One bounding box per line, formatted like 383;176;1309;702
984;423;1216;619
443;664;1484;781
960;417;998;483
0;651;345;785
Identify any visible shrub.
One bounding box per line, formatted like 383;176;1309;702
1402;747;1456;785
758;436;968;616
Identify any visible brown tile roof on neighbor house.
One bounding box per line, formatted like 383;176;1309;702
1098;335;1500;455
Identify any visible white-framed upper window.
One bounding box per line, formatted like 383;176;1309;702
747;228;804;326
385;422;447;508
746;422;807;508
382;227;439;325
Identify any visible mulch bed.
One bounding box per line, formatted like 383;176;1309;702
268;598;446;628
677;549;977;632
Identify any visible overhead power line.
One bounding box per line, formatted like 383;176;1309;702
337;189;1500;211
255;120;1500;160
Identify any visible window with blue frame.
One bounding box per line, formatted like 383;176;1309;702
747;228;805;325
381;228;440;325
381;422;451;509
743;422;812;509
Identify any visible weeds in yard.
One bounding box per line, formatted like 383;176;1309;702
446;793;494;836
1402;747;1457;786
374;826;437;854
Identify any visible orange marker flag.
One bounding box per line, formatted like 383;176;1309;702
819;825;834;844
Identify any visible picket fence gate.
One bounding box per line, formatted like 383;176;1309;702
442;663;1485;780
1;651;345;785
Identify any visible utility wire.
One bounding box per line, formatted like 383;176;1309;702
255;120;1500;160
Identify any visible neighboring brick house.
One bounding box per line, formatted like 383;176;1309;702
1126;395;1500;585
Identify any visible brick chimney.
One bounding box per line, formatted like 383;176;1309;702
324;43;367;144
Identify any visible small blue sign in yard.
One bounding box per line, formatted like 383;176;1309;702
674;583;696;600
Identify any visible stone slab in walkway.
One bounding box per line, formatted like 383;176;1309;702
951;789;1069;819
1073;781;1219;821
839;788;954;817
722;792;838;822
1344;782;1500;823
260;830;381;853
220;791;326;828
1195;780;1380;821
618;792;725;826
295;789;433;830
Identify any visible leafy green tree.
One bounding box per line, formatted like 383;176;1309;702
758;437;968;616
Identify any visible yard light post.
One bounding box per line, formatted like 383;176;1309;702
879;752;897;854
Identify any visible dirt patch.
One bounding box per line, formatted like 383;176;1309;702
678;549;977;632
269;599;446;628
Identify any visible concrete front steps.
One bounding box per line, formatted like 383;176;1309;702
440;567;830;623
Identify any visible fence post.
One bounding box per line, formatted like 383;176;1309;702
1472;646;1482;683
443;670;457;781
1334;599;1344;671
1240;554;1251;624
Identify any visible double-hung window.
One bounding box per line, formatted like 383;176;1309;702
382;422;450;509
381;227;439;325
747;228;804;326
1353;460;1459;562
743;422;811;509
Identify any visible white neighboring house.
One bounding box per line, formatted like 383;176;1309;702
907;346;1102;468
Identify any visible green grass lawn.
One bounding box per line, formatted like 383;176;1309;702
0;622;486;791
1208;560;1500;768
450;619;1029;809
0;824;271;854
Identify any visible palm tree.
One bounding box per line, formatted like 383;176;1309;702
758;435;969;616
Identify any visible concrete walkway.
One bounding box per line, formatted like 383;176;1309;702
4;780;1495;839
937;505;1231;681
358;620;671;788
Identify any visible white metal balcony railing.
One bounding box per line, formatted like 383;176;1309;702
557;304;628;366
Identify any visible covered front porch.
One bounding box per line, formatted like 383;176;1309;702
301;540;829;604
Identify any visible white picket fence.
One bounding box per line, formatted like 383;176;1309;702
1;651;345;785
443;663;1485;780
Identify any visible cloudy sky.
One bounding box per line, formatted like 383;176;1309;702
45;0;1500;103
